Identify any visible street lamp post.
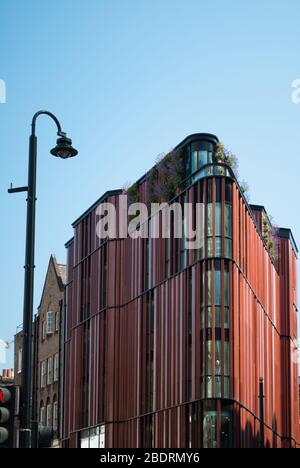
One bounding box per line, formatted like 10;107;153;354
8;111;78;448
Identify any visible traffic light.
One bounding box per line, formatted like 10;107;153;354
0;386;16;448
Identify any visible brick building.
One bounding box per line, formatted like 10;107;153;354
14;255;66;448
33;255;66;448
62;133;299;448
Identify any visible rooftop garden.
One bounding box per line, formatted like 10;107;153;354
123;139;278;263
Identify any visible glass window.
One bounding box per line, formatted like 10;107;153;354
206;204;213;237
47;357;53;386
224;376;230;399
18;348;22;374
46;311;54;335
90;427;100;448
214;262;221;306
54;353;59;382
198;150;208;168
206;268;212;306
40;403;45;426
215;307;222;328
41;361;47;388
215;375;222;398
46;402;52;427
80;430;90;449
216;203;222;236
100;425;105;448
215;340;222;375
203;405;217;448
206;307;212;328
215;237;222;257
191;150;198;173
225;180;232;203
206;376;213;398
206;238;213;257
225;239;232;258
53;400;58;431
206;340;212;375
221;405;233;448
225;204;232;238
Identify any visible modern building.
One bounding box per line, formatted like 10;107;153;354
14;255;66;448
62;133;299;448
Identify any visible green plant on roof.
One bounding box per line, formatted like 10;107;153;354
262;212;279;264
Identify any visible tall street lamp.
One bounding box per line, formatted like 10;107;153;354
8;111;78;448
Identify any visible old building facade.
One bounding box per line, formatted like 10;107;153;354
14;255;66;448
33;255;66;448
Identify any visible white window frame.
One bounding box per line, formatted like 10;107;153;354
40;405;45;426
53;401;58;430
47;357;53;386
46;403;52;427
54;353;59;382
18;348;22;374
46;311;54;335
41;361;47;388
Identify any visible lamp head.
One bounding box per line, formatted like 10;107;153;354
50;133;78;159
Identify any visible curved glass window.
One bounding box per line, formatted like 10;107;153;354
201;260;231;400
190;141;214;175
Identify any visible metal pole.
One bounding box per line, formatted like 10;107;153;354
259;378;265;449
20;133;37;449
9;111;75;448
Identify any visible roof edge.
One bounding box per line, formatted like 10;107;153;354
72;189;122;228
278;228;298;256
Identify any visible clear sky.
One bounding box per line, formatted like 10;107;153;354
0;0;300;370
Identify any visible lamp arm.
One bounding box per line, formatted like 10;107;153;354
31;111;63;137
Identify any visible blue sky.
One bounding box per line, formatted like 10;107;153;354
0;0;300;370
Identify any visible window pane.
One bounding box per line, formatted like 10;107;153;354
225;239;232;258
206;307;212;328
215;237;222;257
206;341;212;375
224;341;230;376
214;268;221;306
203;410;217;448
206;204;213;236
215;340;222;375
206;269;212;305
191;151;198;173
215;306;222;328
198;151;208;168
224;377;230;399
206;238;213;257
215;375;222;398
225;204;232;238
225;181;232;203
206;376;213;398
